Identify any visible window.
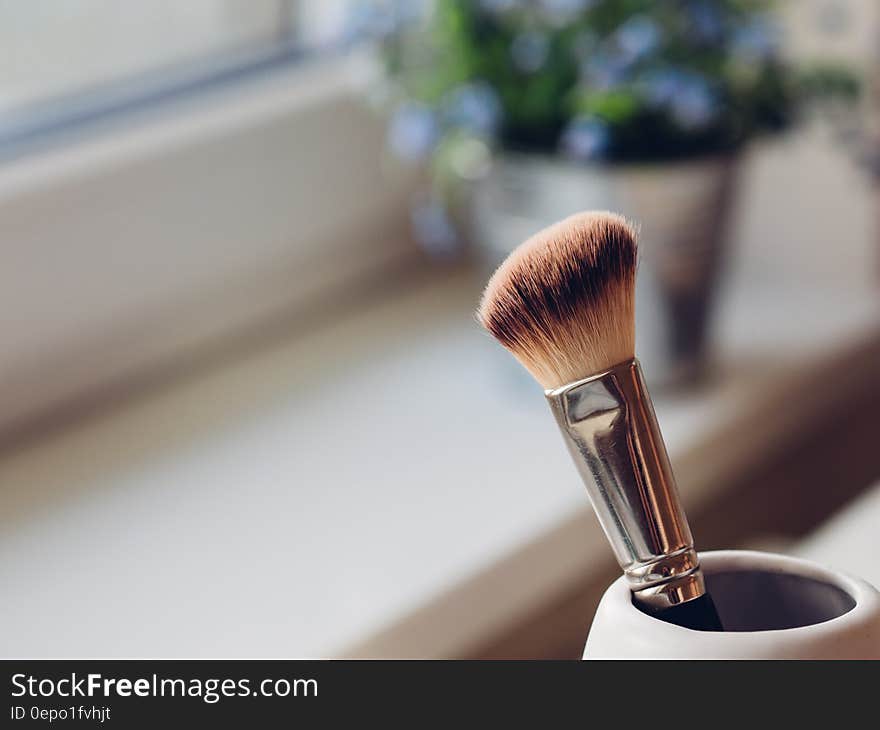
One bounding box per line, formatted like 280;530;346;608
0;0;358;156
0;0;418;432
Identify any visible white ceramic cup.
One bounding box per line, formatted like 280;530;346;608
584;550;880;659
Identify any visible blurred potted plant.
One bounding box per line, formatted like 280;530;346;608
376;0;858;384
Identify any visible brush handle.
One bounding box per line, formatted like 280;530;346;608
646;592;723;632
546;359;705;611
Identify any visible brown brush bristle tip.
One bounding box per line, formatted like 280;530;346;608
478;211;638;390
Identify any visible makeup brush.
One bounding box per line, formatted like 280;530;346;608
478;211;722;631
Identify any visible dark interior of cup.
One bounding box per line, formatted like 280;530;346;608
704;569;856;631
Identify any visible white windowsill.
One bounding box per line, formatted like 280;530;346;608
0;49;419;436
0;126;877;658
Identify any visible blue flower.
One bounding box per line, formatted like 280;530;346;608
670;77;718;130
561;116;610;161
687;1;725;45
614;16;660;63
637;67;718;131
388;102;439;161
443;82;502;136
638;68;684;108
732;17;780;61
637;68;719;130
410;196;460;258
510;31;550;73
581;51;629;91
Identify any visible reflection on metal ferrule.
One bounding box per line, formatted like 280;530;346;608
545;358;705;611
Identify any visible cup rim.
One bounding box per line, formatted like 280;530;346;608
614;549;880;638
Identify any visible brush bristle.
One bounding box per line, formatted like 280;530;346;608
478;211;637;390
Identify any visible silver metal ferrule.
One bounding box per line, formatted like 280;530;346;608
545;358;705;611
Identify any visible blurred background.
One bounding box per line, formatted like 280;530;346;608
0;0;878;658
